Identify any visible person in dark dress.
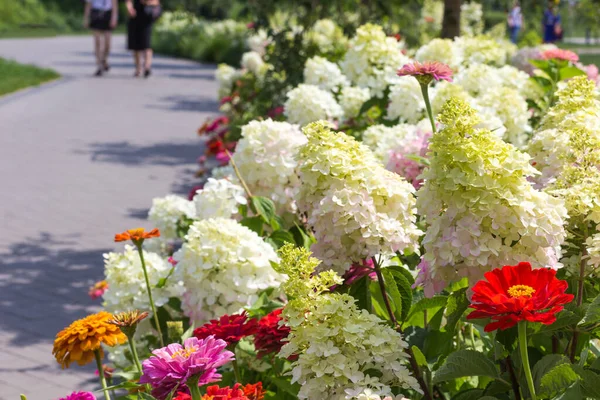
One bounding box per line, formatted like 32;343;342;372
543;2;562;43
126;0;161;77
83;0;118;76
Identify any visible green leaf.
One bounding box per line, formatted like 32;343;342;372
102;380;142;391
267;230;295;249
269;215;285;231
250;196;276;223
290;223;314;249
382;268;412;322
137;393;157;400
358;96;383;116
559;66;587;81
423;330;453;362
445;287;469;334
484;379;512;396
433;350;499;384
579;294;600;329
370;280;393;321
530;59;550;70
539;363;579;398
240;216;264;235
555;382;583;400
386;264;415;286
348;276;372;312
269;377;300;397
412;345;428;368
181;323;194;341
404;295;448;328
573;366;600;399
532;354;570;391
538;309;581;333
452;390;485;400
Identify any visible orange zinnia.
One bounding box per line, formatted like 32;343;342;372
114;228;160;243
53;311;127;368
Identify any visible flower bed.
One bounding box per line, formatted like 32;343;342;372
37;16;600;400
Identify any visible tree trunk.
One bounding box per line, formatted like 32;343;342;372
441;0;462;38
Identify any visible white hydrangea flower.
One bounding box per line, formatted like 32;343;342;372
460;2;484;36
415;38;462;70
586;233;600;272
277;246;421;400
103;245;183;312
284;84;344;126
527;128;571;188
454;63;503;96
173;218;282;324
340;23;410;98
454;35;512;66
297;122;422;273
241;51;267;77
209;164;236;181
193;178;247;220
362;124;418;164
386;76;426;123
477;87;530;146
303;19;348;54
304;56;349;92
148;195;195;240
416;99;567;295
232;119;307;211
215;64;240;98
496;65;531;95
247;29;270;55
339;86;371;120
430;81;474;115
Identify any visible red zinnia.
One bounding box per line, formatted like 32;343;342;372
397;61;454;84
173;392;191;400
194;312;258;346
202;383;248;400
467;262;574;332
253;309;290;358
242;382;265;400
541;48;579;62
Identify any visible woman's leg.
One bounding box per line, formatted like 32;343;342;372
103;31;112;69
144;48;153;76
133;51;142;76
93;31;103;75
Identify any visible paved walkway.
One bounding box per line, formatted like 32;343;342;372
0;35;217;399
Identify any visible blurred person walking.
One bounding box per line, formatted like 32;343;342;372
83;0;118;76
507;1;523;44
126;0;162;78
543;1;562;43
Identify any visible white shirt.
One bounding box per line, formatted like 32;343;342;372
87;0;112;11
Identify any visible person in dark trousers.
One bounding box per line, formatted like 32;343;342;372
83;0;118;76
543;2;562;43
507;1;523;44
126;0;161;78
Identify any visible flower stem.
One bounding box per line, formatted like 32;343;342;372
187;376;202;400
127;335;143;375
371;257;432;400
94;349;112;400
135;244;165;347
232;359;242;384
420;83;436;134
225;149;253;198
518;322;537;400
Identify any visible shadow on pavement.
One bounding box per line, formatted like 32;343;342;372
145;95;219;112
78;139;202;166
0;232;108;345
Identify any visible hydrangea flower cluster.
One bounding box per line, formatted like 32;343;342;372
275;245;420;400
216;64;240;98
302;19;348;55
192;178;247;220
339;86;371;120
460;1;484;36
340;24;410;98
241;51;267;78
586;233;600;272
297;122;421;273
528;76;600;224
103;245;183;313
148;195;195;240
247;29;270;55
414;38;462;70
386;128;432;189
284;84;344;126
416;99;567;295
386;76;425;123
303;56;349;92
361;123;419;164
477;87;530;146
232;119;306;212
173;218;282;324
454;35;515;66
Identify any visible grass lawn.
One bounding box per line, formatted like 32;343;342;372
0;58;60;96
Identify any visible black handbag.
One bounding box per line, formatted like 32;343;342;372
143;5;163;22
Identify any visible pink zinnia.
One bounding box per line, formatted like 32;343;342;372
88;280;108;300
397;61;453;83
541;48;579;62
139;336;234;400
59;392;96;400
215;151;231;166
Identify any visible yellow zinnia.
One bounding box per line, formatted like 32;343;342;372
53;311;127;368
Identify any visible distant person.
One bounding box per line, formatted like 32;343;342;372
507;1;523;44
126;0;162;78
83;0;118;76
543;2;562;43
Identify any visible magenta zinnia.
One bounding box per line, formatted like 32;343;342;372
59;392;96;400
139;336;234;400
397;61;454;83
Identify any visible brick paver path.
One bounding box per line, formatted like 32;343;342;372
0;35;216;399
